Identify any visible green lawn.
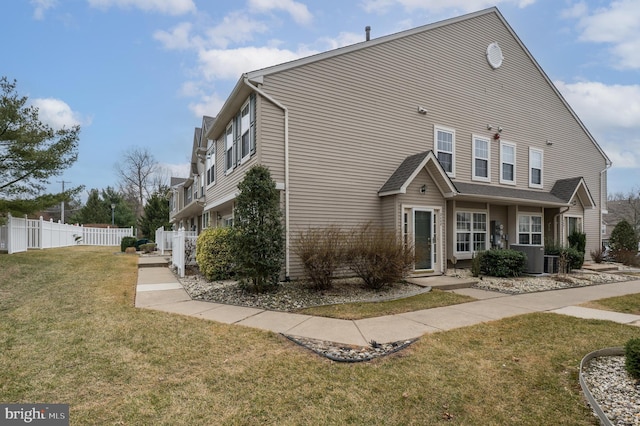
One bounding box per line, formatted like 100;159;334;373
1;247;638;425
296;289;475;319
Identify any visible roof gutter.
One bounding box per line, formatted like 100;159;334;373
242;76;291;280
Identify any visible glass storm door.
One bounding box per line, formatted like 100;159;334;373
414;210;433;270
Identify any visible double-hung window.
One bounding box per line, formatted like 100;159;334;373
240;102;251;163
472;136;490;182
206;139;215;186
518;215;542;245
225;124;233;173
529;148;543;188
500;141;516;185
456;212;487;254
434;126;455;176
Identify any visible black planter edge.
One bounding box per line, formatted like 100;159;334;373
579;346;624;426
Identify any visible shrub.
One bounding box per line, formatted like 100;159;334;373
590;247;605;264
344;224;414;290
295;226;345;290
135;238;151;250
615;249;640;267
120;236;137;252
471;251;484;277
139;243;156;253
196;227;234;281
480;249;526;277
568;231;586;254
231;166;285;292
625;337;640;381
564;246;584;270
610;220;639;261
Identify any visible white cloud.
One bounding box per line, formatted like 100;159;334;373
205;11;270;49
158;162;190;179
248;0;313;25
188;93;226;118
197;46;317;81
153;22;199;50
556;80;640;168
566;0;640;69
30;0;57;20
361;0;535;14
87;0;196;15
320;32;366;50
31;98;88;130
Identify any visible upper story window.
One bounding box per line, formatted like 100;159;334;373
434;126;455;177
529;147;543;188
500;141;516;185
225;124;233;173
518;215;542;245
472;136;490;182
224;94;256;173
206;139;215;186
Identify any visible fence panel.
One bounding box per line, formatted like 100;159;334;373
1;215;135;253
7;215;28;254
170;230;197;277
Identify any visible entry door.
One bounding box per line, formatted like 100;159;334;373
414;210;433;270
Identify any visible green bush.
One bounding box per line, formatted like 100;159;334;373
344;224;414;289
120;236;137;252
196;228;234;281
610;220;639;262
471;251;484;277
568;231;586;254
139;243;156;253
625;337;640;381
295;226;345;290
564;246;584;270
480;249;526;277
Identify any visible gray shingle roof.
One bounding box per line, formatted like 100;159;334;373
550;177;585;203
378;151;432;194
454;182;567;205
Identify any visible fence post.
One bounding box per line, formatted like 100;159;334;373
7;213;12;254
38;216;44;249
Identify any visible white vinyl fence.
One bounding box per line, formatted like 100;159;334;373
168;228;197;278
155;226;176;255
0;214;134;254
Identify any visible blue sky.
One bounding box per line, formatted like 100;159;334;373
2;0;639;200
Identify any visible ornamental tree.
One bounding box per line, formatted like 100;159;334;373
0;77;81;216
231;165;284;292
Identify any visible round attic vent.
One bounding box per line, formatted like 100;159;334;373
486;42;503;69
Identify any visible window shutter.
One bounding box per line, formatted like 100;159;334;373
250;93;256;155
233;113;240;167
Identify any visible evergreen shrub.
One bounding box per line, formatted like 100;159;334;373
120;236;137;252
625;338;640;381
195;227;234;281
480;249;526;277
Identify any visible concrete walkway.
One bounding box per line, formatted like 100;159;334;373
135;257;640;346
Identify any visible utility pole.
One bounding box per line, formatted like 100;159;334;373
57;180;71;223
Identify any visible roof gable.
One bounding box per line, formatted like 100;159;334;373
551;177;596;209
379;151;456;197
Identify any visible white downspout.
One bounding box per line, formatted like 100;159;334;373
243;76;290;279
600;161;613;248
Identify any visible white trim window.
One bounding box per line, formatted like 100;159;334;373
240;101;251;163
500;141;516;185
529;147;543;188
434;126;455;176
472;135;490;182
224;124;234;173
518;215;542;245
566;216;583;240
206;139;216;187
455;211;487;255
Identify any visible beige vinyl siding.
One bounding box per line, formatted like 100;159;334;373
256;95;285;183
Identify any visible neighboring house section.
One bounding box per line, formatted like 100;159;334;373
602;199;640;248
171;7;611;278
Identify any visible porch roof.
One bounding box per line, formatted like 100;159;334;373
550;177;596;208
453;182;567;206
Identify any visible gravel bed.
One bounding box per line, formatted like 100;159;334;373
467;270;631;294
582;356;640;425
284;335;417;363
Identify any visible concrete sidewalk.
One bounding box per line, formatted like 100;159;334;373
135;259;640;346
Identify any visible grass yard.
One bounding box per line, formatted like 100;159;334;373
296;289;475;320
1;247;638;425
581;292;640;315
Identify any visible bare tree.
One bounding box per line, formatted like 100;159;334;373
607;187;640;234
114;147;158;220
